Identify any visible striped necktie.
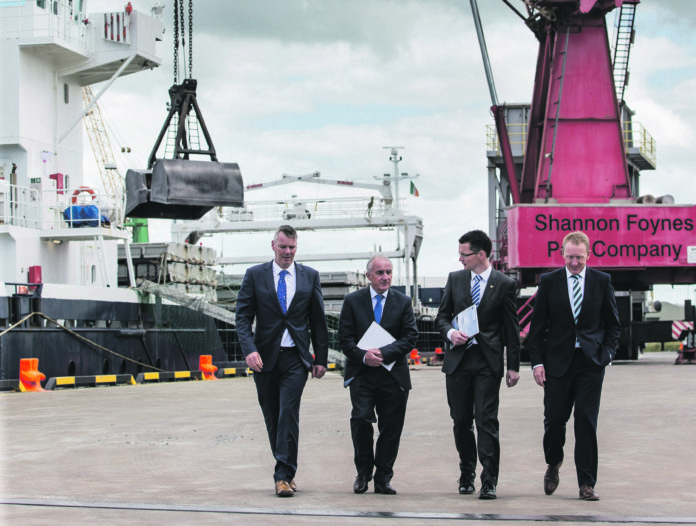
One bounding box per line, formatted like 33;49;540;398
374;294;383;324
571;274;582;322
471;274;482;307
277;270;288;314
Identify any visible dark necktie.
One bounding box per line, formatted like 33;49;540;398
571;274;582;322
374;294;383;324
472;274;482;307
278;270;288;314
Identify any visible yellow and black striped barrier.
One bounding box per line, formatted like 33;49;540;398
216;367;251;378
135;371;203;384
45;374;136;390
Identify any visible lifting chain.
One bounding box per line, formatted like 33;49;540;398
173;0;179;83
188;0;194;78
172;0;194;83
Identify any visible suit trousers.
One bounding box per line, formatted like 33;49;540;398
543;348;605;488
445;345;502;485
253;348;308;482
349;366;408;484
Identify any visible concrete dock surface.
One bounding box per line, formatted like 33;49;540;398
1;351;695;525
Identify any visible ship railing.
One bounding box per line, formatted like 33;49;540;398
0;0;87;47
0;181;126;232
486;122;528;157
485;119;656;168
0;181;41;229
223;196;405;223
622;121;657;167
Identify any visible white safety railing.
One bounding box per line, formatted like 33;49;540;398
1;0;87;47
223;196;404;223
0;181;125;232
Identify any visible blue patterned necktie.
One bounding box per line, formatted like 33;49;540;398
374;294;383;324
471;274;482;307
571;274;582;322
278;270;288;314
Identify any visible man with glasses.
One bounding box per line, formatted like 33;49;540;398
526;231;620;501
436;230;520;500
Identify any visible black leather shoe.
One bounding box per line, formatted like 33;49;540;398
374;482;397;495
544;462;562;495
353;474;370;494
458;478;475;495
479;481;496;500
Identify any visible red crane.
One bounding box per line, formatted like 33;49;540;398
474;0;696;358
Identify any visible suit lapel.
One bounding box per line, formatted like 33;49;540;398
478;269;497;308
577;268;594;323
559;269;575;321
462;270;472;307
286;262;301;313
264;261;284;315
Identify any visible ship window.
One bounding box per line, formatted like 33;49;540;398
37;0;46;8
64;83;69;104
91;265;96;283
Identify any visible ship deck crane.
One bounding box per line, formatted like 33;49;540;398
124;0;243;221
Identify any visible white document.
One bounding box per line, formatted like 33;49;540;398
357;321;396;371
454;305;479;337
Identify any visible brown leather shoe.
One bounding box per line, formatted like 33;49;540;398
579;485;600;501
289;480;297;492
544;462;562;495
275;480;294;497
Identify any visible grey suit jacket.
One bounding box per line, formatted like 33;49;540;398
436;268;520;377
236;261;329;372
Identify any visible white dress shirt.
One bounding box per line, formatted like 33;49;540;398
273;261;296;348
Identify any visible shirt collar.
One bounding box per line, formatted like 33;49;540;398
474;265;493;282
565;267;587;280
370;286;388;301
273;261;295;276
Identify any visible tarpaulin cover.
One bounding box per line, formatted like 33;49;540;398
62;205;109;227
125;159;244;219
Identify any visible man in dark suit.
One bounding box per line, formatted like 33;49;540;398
526;231;620;501
236;224;329;497
338;255;418;495
436;230;520;500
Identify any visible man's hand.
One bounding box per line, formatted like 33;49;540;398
245;351;263;372
505;369;520;387
450;330;470;347
312;365;326;379
533;365;546;387
364;348;383;367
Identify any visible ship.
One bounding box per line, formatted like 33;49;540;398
0;0;239;384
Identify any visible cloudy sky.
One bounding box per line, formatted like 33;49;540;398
91;0;696;304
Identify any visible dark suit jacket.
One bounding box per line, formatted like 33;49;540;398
526;267;621;376
338;287;418;390
436;268;520;377
236;261;329;372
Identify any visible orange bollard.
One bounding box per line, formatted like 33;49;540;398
431;347;444;365
19;358;46;392
199;355;218;380
409;349;421;365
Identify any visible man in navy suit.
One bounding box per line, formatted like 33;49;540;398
526;231;621;501
236;225;329;497
436;230;520;500
338;255;418;495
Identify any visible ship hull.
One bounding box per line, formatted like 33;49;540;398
0;294;228;381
